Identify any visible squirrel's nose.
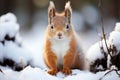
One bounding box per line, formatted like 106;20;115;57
57;32;62;37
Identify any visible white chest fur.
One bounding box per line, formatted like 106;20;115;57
50;38;71;67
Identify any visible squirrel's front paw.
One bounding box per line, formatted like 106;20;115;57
62;67;72;75
48;69;58;75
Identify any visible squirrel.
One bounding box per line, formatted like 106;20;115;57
44;1;84;75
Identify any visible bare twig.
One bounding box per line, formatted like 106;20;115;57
0;68;4;74
99;69;120;80
20;59;25;69
98;0;112;57
0;68;2;72
99;36;107;58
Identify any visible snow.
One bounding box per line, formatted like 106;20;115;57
86;40;108;64
0;13;33;68
115;22;120;32
86;23;120;71
0;66;120;80
0;13;19;41
96;70;120;80
0;13;17;23
110;65;118;70
107;54;111;68
0;13;120;80
4;41;33;65
20;25;47;69
0;43;4;61
20;66;61;80
0;22;19;39
109;30;120;52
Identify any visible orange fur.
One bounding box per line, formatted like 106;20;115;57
62;35;77;74
44;38;58;75
44;1;84;75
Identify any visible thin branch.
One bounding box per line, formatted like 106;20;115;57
0;68;4;74
99;69;120;80
98;0;112;57
0;69;2;72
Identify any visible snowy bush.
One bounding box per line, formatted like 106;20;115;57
0;14;19;41
108;23;120;70
86;22;120;72
86;40;109;72
0;13;33;71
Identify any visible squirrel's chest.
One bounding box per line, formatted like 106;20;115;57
51;39;71;66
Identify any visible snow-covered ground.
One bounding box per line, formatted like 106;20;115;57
0;12;120;80
0;66;120;80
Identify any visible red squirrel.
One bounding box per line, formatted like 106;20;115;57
44;1;84;75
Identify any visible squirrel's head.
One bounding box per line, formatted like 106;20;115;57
47;1;73;40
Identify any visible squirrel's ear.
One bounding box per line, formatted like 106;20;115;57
64;1;72;23
48;1;55;24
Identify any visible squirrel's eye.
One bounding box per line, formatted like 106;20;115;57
66;24;69;29
50;25;54;29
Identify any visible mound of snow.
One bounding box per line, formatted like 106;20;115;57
109;22;120;52
4;41;33;65
0;13;17;23
86;39;110;72
0;66;120;80
109;31;120;52
19;66;60;80
86;40;108;64
0;22;19;40
0;13;19;41
115;22;120;32
0;13;33;69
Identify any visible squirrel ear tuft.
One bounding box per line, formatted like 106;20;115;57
64;1;72;23
48;1;56;24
